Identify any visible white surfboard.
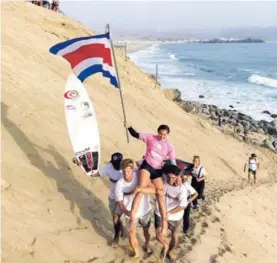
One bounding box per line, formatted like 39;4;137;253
64;73;100;176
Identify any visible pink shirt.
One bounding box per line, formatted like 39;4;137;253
139;133;176;169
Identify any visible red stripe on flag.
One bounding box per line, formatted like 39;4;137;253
63;44;113;68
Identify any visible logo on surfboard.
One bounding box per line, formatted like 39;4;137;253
64;90;79;99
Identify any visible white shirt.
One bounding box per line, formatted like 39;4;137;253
183;182;197;197
99;163;123;200
248;158;258;171
191;165;206;178
115;171;151;219
155;182;187;221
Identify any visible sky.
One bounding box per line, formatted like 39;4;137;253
60;1;277;34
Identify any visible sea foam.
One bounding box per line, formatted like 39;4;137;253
248;74;277;89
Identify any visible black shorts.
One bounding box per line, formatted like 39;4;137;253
139;160;163;180
248;169;256;176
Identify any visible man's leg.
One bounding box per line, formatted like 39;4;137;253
167;231;179;261
112;213;121;247
183;203;191;234
128;219;139;258
254;171;257;184
130;169;150;219
155;214;168;259
111;200;123;247
140;213;152;254
129;169;153;240
248;171;251;182
152;177;168;236
142;227;151;254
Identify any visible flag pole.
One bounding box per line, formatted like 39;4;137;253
106;24;130;143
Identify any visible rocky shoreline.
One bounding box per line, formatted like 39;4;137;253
164;88;277;152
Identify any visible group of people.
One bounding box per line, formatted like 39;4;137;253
76;124;206;261
76;123;259;261
29;0;60;12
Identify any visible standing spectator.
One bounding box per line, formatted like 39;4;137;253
51;0;60;12
42;0;51;9
218;115;222;127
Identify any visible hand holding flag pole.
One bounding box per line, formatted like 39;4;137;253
106;24;130;143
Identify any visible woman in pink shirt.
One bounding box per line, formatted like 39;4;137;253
126;124;176;237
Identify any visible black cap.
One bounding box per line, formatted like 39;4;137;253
110;152;123;170
164;165;180;176
251;153;257;158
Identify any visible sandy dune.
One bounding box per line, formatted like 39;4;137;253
2;2;277;263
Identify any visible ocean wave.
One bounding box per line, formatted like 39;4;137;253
248;74;277;89
184;73;195;76
168;52;177;60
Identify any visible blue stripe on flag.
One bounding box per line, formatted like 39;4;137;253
49;33;110;55
77;64;119;88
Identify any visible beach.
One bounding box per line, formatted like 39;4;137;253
2;2;277;263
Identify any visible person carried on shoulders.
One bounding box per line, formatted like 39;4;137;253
125;123;177;237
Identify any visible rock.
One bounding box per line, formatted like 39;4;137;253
236;101;240;104
257;128;265;134
210;105;218;110
240;120;250;129
210;112;218;121
199;95;205;98
223;110;231;117
164;89;181;102
216;109;224;116
270;120;277;128
229;105;234;108
266;126;277;136
262;110;271;115
182;103;194;113
271;114;277;119
262;139;274;150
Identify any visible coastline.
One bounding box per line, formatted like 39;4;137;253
126;44;277;151
164;88;277;151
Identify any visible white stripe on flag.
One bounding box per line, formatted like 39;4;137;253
57;38;111;56
73;57;117;77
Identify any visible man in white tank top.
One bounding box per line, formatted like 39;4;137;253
244;153;259;184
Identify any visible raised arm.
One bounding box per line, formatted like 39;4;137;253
126;125;140;139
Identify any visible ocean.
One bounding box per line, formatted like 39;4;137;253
129;43;277;121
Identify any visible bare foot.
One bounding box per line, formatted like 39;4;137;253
160;245;168;261
143;245;153;255
111;236;119;248
130;250;140;259
167;250;177;262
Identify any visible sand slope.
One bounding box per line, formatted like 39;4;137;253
2;2;277;263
